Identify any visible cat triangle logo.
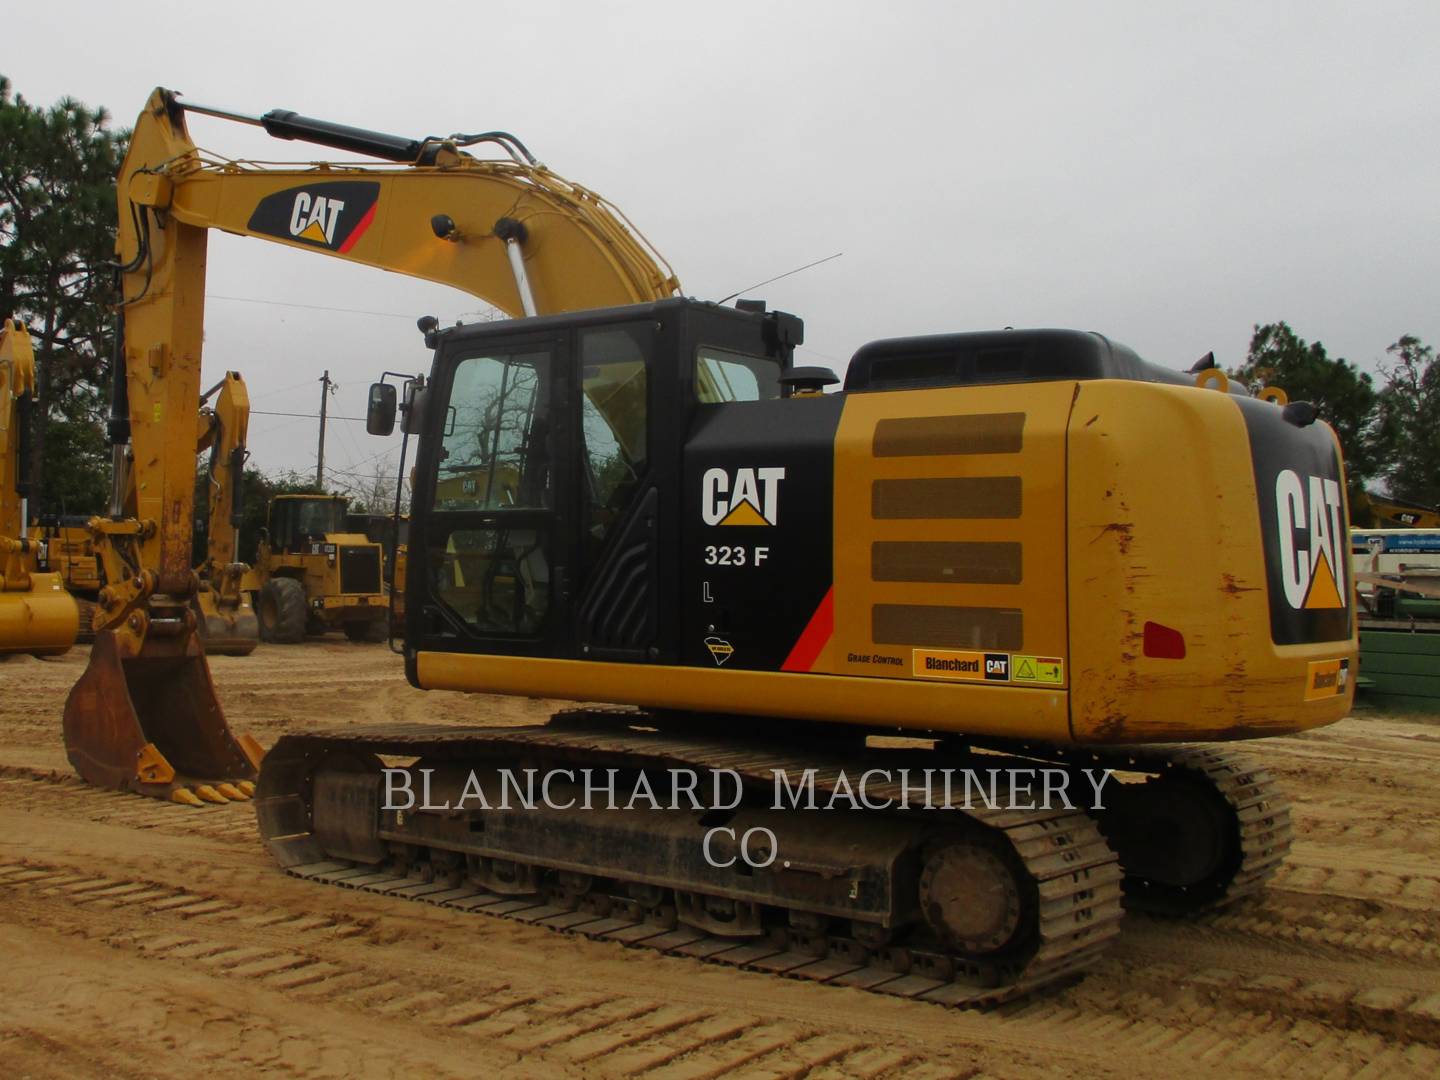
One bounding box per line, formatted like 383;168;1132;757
1303;549;1344;609
702;467;784;527
718;500;769;527
296;219;329;244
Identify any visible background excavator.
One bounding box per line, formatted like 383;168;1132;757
70;88;1356;1004
192;371;260;655
1;319;80;656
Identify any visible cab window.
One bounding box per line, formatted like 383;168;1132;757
695;346;780;403
581;326;648;553
434;348;551;510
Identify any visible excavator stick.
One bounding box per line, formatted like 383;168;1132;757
62;628;263;805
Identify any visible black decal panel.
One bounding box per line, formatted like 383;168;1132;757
246;181;381;253
1237;396;1353;645
682;396;843;671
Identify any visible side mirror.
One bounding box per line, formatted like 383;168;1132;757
367;382;397;436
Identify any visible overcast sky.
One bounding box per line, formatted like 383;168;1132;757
8;1;1439;491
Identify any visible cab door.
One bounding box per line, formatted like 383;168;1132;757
412;332;572;657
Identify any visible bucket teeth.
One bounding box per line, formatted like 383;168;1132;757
171;788;204;808
236;781;256;798
194;785;228;804
216;782;248;801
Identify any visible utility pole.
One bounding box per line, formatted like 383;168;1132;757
316;370;332;490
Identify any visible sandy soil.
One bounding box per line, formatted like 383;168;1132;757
2;642;1439;1079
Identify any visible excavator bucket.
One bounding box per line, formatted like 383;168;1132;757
62;629;263;805
193;589;259;657
0;571;79;657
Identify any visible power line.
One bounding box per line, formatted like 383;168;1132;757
210;294;417;319
252;409;368;421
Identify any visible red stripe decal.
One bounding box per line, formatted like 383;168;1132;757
781;586;834;672
337;202;378;254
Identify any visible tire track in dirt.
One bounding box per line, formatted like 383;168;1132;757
0;858;924;1079
5;842;1440;1079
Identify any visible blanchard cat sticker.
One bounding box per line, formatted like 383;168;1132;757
246;181;381;254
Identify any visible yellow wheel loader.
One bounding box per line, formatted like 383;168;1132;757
68;88;1354;1003
244;493;387;643
0;320;79;657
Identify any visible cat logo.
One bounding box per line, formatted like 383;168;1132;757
702;467;785;527
246;181;380;254
1274;469;1346;610
289;192;346;245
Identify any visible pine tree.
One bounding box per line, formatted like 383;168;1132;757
0;76;127;515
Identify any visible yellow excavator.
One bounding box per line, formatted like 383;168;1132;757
67;88;1356;1005
0;320;80;656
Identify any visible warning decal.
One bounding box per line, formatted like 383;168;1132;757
1013;655;1064;685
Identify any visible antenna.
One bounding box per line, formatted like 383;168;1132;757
717;252;843;306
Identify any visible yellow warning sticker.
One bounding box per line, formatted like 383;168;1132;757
1013;655;1064;685
1305;658;1350;701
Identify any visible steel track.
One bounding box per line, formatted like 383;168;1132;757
258;715;1126;1007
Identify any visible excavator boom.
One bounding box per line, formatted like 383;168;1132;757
62;87;679;803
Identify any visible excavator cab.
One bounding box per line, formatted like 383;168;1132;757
268;495;346;554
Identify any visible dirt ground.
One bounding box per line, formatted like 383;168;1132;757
2;642;1438;1079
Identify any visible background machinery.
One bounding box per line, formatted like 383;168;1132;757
347;510;408;635
30;517;103;642
193;371;259;655
245;493;388;643
1350;526;1440;710
70;88;1355;1003
0;319;80;656
1351;490;1440;530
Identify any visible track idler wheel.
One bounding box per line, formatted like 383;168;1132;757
62;628;264;805
1095;773;1240;914
917;834;1037;983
